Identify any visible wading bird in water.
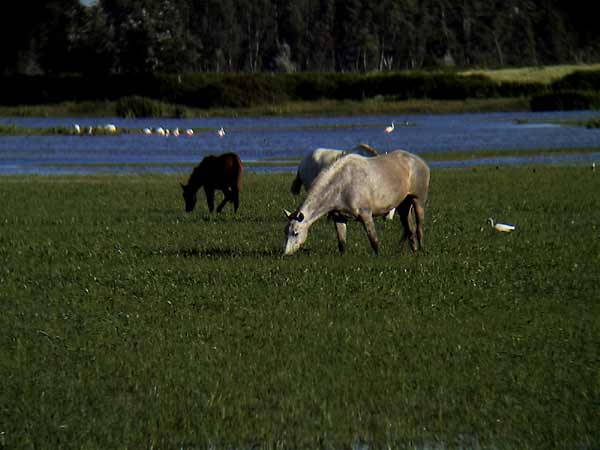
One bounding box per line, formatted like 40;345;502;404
384;122;395;133
218;127;226;137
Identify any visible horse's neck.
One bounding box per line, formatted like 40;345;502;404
300;178;340;225
187;168;203;190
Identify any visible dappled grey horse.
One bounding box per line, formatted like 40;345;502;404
284;150;430;255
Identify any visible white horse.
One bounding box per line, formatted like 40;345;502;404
290;144;378;195
284;150;430;256
290;144;395;221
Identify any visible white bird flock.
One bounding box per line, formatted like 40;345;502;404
488;218;516;232
142;127;195;137
73;123;117;135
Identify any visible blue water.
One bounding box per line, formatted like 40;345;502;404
1;111;599;174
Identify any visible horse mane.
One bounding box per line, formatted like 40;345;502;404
307;153;362;198
186;162;205;186
355;143;378;155
341;143;378;158
308;145;378;195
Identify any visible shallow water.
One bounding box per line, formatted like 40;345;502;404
1;111;599;174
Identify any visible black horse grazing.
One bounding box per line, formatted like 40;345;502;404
181;153;243;213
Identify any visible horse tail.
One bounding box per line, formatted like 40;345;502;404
235;154;244;192
290;173;303;195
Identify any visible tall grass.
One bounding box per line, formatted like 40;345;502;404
1;167;599;449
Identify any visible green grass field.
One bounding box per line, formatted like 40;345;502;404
1;167;599;449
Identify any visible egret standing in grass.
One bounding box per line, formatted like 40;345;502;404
488;218;516;232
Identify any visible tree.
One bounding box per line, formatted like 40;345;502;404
67;4;116;75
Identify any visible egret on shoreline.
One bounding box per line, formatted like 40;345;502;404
488;218;515;232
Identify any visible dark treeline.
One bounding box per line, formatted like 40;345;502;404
2;0;599;76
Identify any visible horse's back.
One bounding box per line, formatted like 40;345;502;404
200;152;243;191
371;150;430;198
336;151;429;202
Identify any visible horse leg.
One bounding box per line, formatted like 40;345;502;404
413;199;425;252
334;220;348;254
231;188;240;213
216;189;230;213
397;198;416;252
358;210;379;254
290;173;303;195
204;187;215;212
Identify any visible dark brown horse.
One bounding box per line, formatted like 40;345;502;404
181;153;243;213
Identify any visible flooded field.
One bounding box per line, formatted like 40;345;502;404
1;110;600;174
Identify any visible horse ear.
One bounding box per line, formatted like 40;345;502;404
297;212;304;222
283;209;292;219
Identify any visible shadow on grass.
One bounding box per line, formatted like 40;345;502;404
160;246;282;259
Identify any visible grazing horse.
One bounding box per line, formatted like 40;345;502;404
181;152;243;213
284;150;430;256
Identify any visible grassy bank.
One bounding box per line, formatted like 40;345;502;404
2;64;600;119
1;64;599;118
0;97;532;119
1;168;599;449
462;63;600;85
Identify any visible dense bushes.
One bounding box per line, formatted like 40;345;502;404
551;70;600;91
1;70;599;114
530;90;600;111
528;70;600;111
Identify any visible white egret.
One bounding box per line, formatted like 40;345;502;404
218;127;226;137
185;129;194;136
384;122;395;133
73;124;81;134
143;128;152;135
488;218;515;232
